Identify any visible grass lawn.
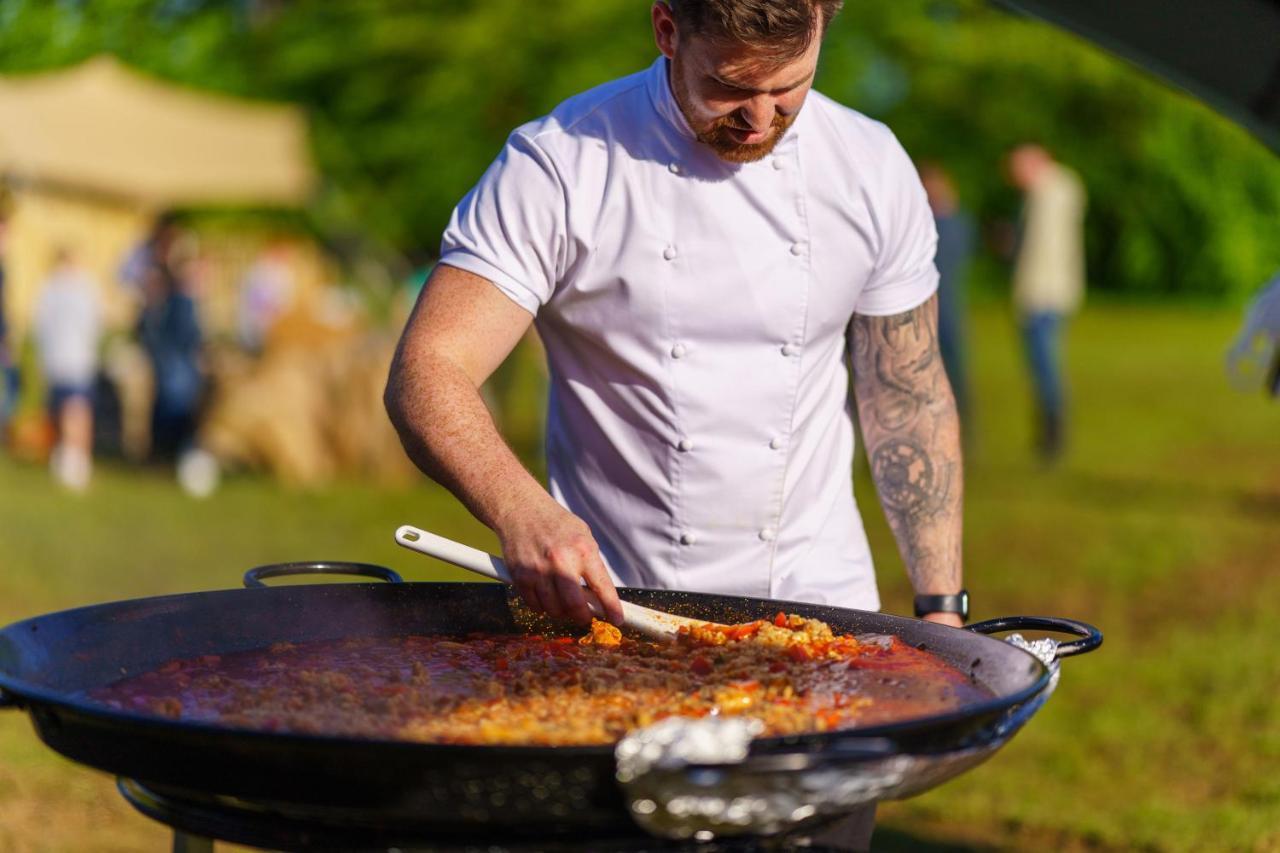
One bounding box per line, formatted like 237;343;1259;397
2;301;1278;851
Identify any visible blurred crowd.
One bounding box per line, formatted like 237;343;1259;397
6;134;1276;499
0;210;414;494
1;213;231;494
0;142;1098;496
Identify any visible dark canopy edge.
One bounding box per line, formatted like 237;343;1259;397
991;0;1280;154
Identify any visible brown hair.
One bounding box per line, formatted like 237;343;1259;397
666;0;844;58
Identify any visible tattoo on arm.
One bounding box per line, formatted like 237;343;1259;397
851;296;963;597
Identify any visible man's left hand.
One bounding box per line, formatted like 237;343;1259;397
922;611;964;628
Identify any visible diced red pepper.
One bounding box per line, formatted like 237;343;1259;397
774;612;787;627
690;655;712;676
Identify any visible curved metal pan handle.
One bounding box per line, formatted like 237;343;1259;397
243;561;404;588
965;615;1102;658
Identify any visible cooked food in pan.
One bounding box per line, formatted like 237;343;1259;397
90;614;990;746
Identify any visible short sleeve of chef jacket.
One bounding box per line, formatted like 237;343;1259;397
438;130;566;315
852;130;940;317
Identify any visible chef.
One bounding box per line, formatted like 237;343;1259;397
386;0;967;769
386;3;965;844
387;0;964;623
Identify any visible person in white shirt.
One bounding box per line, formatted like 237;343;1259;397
1007;143;1087;461
386;5;964;844
236;241;296;354
34;247;102;491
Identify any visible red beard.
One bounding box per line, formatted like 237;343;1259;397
670;56;796;163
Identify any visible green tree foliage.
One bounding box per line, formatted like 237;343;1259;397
2;0;1276;299
822;0;1280;301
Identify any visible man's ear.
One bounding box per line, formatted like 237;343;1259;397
652;1;679;59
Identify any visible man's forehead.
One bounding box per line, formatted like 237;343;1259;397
697;40;820;90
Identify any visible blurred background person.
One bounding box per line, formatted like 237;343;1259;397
1007;143;1087;462
33;246;102;491
138;258;204;465
236;239;296;354
1227;268;1280;399
919;161;976;434
0;212;18;438
119;212;181;300
113;214;189;465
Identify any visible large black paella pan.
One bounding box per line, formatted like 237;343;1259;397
0;562;1100;842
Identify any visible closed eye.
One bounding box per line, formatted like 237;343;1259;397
709;73;812;98
710;77;753;96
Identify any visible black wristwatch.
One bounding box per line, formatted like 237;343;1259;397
914;589;969;621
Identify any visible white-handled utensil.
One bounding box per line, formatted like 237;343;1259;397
394;524;706;640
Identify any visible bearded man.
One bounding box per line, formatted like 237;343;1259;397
385;3;965;847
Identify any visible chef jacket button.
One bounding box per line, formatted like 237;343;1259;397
669;162;681;174
680;531;697;546
663;246;677;261
671;343;687;359
677;438;693;452
772;158;785;170
758;527;777;542
768;437;783;450
781;342;800;357
789;242;804;256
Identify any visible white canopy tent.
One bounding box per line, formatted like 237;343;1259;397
0;56;314;341
0;55;311;206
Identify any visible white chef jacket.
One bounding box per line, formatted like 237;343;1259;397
440;57;938;611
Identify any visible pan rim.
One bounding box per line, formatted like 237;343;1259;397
0;582;1052;757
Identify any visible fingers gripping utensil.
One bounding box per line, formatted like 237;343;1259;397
394;525;708;640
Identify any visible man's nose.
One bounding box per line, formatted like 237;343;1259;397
740;96;776;131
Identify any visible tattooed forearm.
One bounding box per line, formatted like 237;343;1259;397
851;295;963;598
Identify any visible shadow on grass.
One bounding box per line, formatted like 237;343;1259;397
870;827;995;852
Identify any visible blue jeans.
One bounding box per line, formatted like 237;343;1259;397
1020;311;1065;454
0;365;18;429
47;382;93;418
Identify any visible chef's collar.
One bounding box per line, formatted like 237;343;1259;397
645;55;804;154
647;56;697;141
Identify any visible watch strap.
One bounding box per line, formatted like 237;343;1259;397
914;589;969;620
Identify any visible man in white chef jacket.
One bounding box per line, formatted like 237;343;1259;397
386;3;964;844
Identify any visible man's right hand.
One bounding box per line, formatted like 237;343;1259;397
495;498;625;627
